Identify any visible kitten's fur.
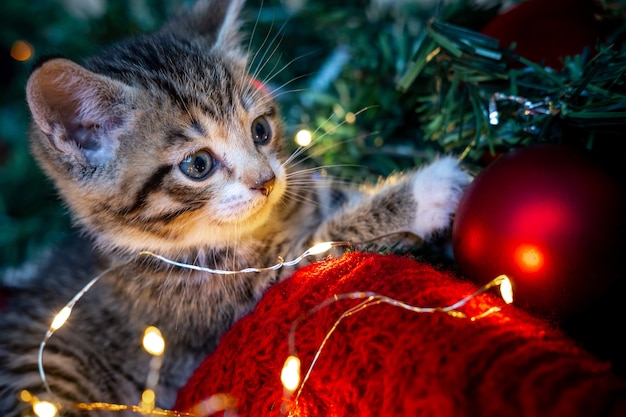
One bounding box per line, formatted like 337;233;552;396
0;0;469;415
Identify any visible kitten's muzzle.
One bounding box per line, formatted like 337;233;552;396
253;175;276;197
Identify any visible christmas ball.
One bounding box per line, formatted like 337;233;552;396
452;144;625;319
480;0;601;70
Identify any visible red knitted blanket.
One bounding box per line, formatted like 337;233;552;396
175;252;626;416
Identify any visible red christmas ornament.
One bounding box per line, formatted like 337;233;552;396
452;144;625;319
480;0;601;70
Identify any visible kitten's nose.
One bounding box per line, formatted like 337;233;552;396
253;175;276;197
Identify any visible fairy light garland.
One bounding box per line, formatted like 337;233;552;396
24;235;514;417
138;240;347;275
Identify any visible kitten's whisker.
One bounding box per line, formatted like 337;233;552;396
261;54;317;92
283;195;322;210
288;173;356;186
287;179;354;189
270;86;309;101
282;111;343;167
246;9;277;77
284;136;368;172
286;164;360;175
283;106;376;168
248;51;317;106
256;51;287;90
285;125;379;174
243;6;319;104
231;223;243;273
247;11;292;90
281;189;328;210
246;0;265;59
308;105;376;141
284;185;350;206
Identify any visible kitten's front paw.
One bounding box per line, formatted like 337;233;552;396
411;156;471;239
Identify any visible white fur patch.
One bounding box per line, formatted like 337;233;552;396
411;156;471;238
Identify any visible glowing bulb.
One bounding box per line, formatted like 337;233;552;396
281;355;301;393
140;389;156;412
142;389;155;404
50;307;72;331
295;129;312;147
32;400;58;417
189;393;238;416
497;275;514;304
143;326;165;356
489;110;499;125
308;242;334;256
11;40;34;61
19;391;33;403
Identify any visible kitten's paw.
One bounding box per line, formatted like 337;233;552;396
411;156;471;239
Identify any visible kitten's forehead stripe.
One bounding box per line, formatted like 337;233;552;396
167;127;187;139
191;119;205;136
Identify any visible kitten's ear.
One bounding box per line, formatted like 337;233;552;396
183;0;246;50
26;58;132;165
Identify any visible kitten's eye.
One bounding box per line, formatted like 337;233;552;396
179;150;214;180
251;116;272;145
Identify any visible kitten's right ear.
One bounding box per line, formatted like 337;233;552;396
26;58;132;165
178;0;246;50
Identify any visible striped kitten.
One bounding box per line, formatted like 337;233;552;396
0;0;469;415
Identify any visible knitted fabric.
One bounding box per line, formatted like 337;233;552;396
174;252;626;416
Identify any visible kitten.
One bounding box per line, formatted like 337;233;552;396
0;0;470;415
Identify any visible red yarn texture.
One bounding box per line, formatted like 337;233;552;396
175;252;626;416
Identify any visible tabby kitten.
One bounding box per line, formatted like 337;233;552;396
0;0;469;415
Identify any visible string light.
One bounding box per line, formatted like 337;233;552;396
139;238;363;275
280;274;514;415
488;92;557;127
28;235;389;416
73;402;196;416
